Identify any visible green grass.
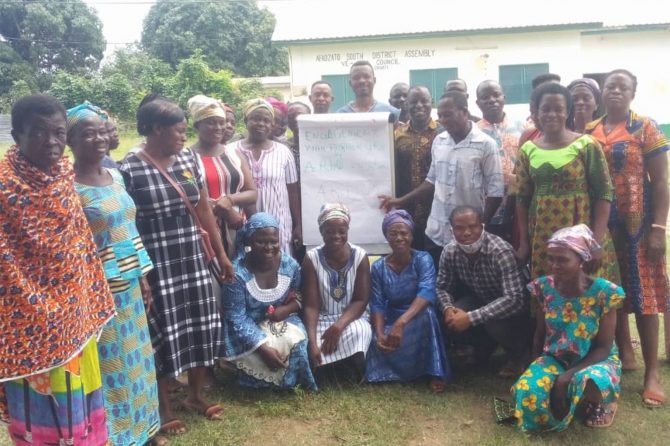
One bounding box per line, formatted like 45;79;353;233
1;136;669;446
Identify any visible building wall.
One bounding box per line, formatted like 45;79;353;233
286;28;670;127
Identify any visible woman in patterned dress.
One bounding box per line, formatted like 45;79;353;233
586;69;669;407
0;95;115;445
302;203;372;379
513;225;623;432
228;99;301;256
188;95;257;258
515;82;619;285
119;99;234;435
68;102;162;446
220;213;317;391
365;210;450;391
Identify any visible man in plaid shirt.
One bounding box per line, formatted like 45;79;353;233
437;205;530;376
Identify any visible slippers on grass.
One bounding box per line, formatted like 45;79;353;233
642;389;666;409
429;379;446;393
180;401;225;420
585;402;617;428
159;418;186;436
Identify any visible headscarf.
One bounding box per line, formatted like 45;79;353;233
187;95;226;124
266;97;288;116
567;78;602;106
66;101;108;131
240;212;280;243
0;146;115;381
547;224;601;262
243;98;275;119
382;209;414;236
318;203;351;228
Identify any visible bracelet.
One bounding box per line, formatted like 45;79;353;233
651;223;667;231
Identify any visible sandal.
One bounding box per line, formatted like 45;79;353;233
429;379;446;393
642;389;666;409
159;418;186;436
181;401;225;420
585;402;617;428
149;435;169;446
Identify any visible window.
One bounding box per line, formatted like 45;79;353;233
409;68;458;105
321;74;355;111
499;63;549;104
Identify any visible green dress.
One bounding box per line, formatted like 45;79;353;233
512;276;623;432
515;135;620;283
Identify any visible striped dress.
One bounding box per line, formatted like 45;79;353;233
194;146;247;256
231;141;298;254
75;169;160;446
306;244;372;365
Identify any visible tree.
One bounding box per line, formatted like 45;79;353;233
142;0;288;77
166;52;236;110
100;45;174;96
0;0;105;74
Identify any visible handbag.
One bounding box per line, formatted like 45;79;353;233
136;150;224;285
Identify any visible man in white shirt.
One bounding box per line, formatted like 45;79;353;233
380;91;503;264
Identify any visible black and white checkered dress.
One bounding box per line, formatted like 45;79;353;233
119;149;223;378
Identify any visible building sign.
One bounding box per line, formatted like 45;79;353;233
314;48;435;69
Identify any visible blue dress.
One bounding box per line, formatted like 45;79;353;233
221;253;317;391
365;251;451;383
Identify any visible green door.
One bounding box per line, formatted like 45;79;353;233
321;74;355;111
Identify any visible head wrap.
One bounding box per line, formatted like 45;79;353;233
240;212;280;243
567;78;601;106
243;98;275;119
187;95;226;124
547;224;601;262
66;101;108;131
222;102;235;114
266;97;288;116
382;209;414;236
318;203;350;228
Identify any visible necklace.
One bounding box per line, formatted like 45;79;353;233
268;320;288;336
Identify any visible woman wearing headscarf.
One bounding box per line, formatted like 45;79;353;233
119;98;234;435
364;210;450;392
220;213;317;391
188;95;257;258
228;99;301;256
512;225;623;431
567;78;602;133
302;204;372;378
0;95;115;445
586;69;669;408
67;102;162;446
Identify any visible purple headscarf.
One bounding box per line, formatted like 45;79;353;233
382;209;415;236
547;224;601;261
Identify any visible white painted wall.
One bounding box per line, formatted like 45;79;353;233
286;28;670;125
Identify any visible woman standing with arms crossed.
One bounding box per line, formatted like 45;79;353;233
188;95;257;257
587;69;669;408
119;99;234;435
228;99;301;256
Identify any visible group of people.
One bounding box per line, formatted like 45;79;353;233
0;59;668;446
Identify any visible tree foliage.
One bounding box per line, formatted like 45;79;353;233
0;0;105;74
141;0;287;77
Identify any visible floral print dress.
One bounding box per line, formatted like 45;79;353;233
512;276;623;432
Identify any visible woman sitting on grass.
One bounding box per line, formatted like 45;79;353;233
365;210;451;391
220;213;317;391
512;224;623;432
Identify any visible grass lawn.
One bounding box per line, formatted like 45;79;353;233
1;135;669;446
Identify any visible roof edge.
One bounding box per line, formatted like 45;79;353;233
272;22;604;45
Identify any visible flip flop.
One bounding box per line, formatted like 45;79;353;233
159;418;186;436
642;389;666;409
429;379;446;393
148;435;169;446
585;402;617;428
181;401;225;420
